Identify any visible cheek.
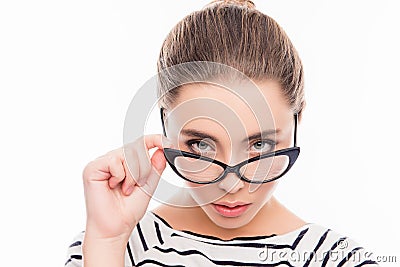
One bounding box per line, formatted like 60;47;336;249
248;180;279;204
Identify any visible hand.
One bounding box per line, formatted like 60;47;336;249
82;134;172;242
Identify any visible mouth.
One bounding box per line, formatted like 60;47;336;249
211;202;251;218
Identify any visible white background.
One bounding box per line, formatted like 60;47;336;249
0;0;399;266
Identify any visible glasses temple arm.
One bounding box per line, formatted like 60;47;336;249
294;113;298;147
160;107;167;137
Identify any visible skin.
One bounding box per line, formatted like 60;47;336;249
154;79;306;239
82;79;306;266
82;135;172;266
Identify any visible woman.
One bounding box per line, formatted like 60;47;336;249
66;1;378;266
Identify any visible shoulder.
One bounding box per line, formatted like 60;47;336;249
284;223;380;266
128;210;173;255
131;214;380;266
65;216;380;267
64;212;163;267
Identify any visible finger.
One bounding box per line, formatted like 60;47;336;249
107;155;126;189
137;148;167;187
151;148;168;175
121;156;138;196
83;157;113;182
134;135;172;183
144;134;173;150
134;138;152;183
123;149;166;219
123;144;140;183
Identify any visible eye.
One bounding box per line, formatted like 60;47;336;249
187;139;215;154
250;140;276;153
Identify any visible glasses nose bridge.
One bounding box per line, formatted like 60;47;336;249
223;164;242;178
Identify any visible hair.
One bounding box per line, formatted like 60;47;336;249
157;0;306;121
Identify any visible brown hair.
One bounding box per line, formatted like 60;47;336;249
157;0;306;121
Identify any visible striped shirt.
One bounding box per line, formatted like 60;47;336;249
65;211;379;266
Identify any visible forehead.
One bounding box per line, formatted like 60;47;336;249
167;80;292;135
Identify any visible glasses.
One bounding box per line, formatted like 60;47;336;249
160;108;300;184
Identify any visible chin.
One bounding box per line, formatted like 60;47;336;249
188;181;279;230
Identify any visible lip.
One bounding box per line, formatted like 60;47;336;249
211;202;251;217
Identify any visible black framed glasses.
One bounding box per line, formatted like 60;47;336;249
160;108;300;184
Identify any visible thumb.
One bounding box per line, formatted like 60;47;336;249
136;148;166;194
151;148;167;175
128;149;166;215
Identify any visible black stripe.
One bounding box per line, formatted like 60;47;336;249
152;211;278;241
226;234;277;241
70;255;82;260
181;229;277;241
337;247;363;267
171;232;294;248
171;228;310;250
154;221;164;244
151;212;173;228
64;254;82;265
137;223;149;251
127;241;135;266
303;229;330;266
68;241;82;248
135;259;185;267
153;246;294;266
354;259;379;267
321;237;348;267
291;228;310;249
64;252;83;265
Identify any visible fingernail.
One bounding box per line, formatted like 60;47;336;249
125;185;134;195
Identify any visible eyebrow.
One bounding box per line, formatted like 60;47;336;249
180;129;280;143
180;129;220;143
244;129;281;143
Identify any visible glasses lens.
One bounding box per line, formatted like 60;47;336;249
174;156;224;183
239;155;290;182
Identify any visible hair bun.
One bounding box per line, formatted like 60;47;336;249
205;0;256;9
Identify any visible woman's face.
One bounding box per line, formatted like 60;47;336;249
164;79;295;229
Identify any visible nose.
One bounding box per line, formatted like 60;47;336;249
217;172;244;193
